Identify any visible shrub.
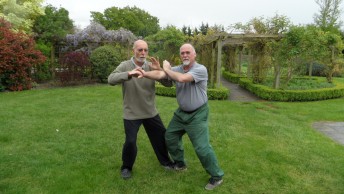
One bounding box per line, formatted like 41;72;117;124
32;41;53;83
90;45;122;83
223;70;344;101
155;84;229;100
56;51;91;85
0;18;46;91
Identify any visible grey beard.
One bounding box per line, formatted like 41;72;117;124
182;60;190;66
136;57;146;63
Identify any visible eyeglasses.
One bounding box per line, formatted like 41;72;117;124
180;51;191;55
138;48;148;52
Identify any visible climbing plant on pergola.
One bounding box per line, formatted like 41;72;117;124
200;32;282;88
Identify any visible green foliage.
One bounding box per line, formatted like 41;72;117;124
145;26;186;65
238;77;344;101
222;71;243;84
35;40;51;56
224;70;344;101
33;5;74;44
314;0;343;33
155;84;229;100
90;45;121;83
155;85;177;97
91;6;160;37
0;18;46;91
32;41;53;82
0;0;45;33
32;61;52;83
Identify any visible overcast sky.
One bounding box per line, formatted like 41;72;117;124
43;0;343;30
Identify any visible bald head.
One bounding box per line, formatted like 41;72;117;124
133;40;148;49
180;43;196;54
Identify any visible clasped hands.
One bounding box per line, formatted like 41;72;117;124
128;57;172;78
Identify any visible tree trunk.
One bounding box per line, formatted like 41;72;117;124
308;61;313;77
50;45;56;79
273;63;281;89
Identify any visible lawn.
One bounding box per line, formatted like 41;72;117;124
1;84;344;194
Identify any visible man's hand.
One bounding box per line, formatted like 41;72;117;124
163;60;171;71
149;57;161;70
128;67;143;78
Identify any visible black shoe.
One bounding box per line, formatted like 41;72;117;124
173;162;187;171
121;168;131;179
162;162;175;170
204;177;223;190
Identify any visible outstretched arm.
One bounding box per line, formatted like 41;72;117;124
138;68;167;80
163;60;194;83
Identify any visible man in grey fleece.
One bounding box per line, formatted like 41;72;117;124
107;40;174;179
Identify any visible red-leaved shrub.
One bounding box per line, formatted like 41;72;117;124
0;18;46;91
56;51;91;85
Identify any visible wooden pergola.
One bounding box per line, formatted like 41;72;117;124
205;33;283;87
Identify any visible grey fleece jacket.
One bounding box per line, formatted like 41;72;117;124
108;59;172;120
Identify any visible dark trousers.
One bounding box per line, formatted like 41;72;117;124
121;114;172;170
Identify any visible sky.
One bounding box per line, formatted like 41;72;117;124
43;0;343;30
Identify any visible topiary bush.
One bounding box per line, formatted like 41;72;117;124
90;45;122;83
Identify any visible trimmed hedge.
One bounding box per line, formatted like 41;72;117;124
224;71;344;101
155;84;229;100
222;71;242;84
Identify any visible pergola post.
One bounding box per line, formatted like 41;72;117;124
238;46;243;76
216;39;222;88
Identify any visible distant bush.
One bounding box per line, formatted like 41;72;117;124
155;84;229;100
90;45;122;83
32;41;53;83
56;51;91;85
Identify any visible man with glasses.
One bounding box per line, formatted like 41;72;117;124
108;40;174;179
139;43;224;190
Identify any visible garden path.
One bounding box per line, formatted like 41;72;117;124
220;76;261;102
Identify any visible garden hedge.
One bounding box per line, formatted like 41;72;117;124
223;71;344;101
155;84;229;100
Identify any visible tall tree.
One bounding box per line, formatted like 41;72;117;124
314;0;343;32
91;6;160;38
199;22;209;35
145;25;186;65
32;5;74;65
0;0;45;33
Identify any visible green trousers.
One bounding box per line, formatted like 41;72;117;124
165;103;224;178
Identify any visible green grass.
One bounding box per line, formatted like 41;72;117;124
1;85;344;194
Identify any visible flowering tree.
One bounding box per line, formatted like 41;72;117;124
0;0;45;33
63;22;137;53
0;18;46;91
64;22;136;54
